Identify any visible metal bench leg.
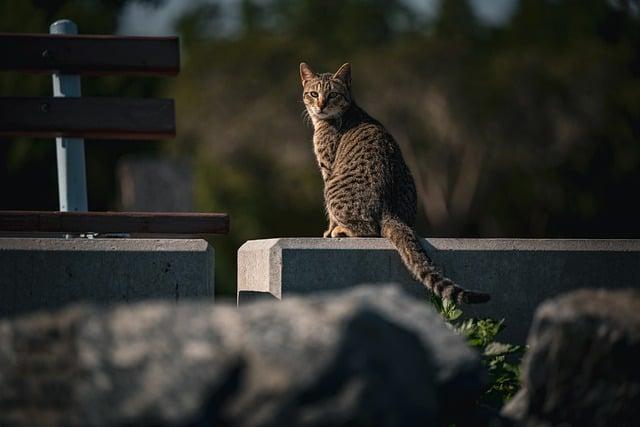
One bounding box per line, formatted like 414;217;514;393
50;19;88;213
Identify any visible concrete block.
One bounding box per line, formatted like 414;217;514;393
237;238;640;343
0;238;213;316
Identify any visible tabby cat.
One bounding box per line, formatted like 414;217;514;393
300;62;489;304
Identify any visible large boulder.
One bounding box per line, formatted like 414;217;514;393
503;289;640;427
0;284;484;427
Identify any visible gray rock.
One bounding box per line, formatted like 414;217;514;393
503;289;640;427
0;284;484;427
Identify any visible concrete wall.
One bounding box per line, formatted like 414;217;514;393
0;238;214;316
238;238;640;344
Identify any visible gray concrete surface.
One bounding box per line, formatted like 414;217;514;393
0;238;214;316
237;238;640;344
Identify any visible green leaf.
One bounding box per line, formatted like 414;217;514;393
426;295;525;408
484;342;522;357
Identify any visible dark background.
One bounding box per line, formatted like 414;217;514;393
1;0;639;294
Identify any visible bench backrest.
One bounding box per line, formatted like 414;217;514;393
0;20;229;237
0;24;179;140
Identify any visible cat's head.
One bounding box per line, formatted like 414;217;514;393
300;62;352;120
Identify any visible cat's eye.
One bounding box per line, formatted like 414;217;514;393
328;92;338;99
309;91;318;98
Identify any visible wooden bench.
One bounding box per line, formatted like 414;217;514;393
0;20;229;237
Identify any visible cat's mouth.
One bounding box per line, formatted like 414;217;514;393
313;111;336;119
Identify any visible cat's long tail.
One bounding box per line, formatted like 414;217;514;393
380;214;490;304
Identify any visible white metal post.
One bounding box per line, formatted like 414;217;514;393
50;19;88;212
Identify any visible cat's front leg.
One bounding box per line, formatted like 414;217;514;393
323;219;337;238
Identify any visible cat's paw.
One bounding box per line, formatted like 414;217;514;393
330;226;351;238
323;229;333;238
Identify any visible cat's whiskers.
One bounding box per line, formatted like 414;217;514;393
301;108;312;127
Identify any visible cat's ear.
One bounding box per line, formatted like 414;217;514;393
300;62;317;86
333;63;351;87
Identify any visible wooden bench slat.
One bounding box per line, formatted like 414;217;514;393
0;211;229;235
0;97;175;140
0;34;179;75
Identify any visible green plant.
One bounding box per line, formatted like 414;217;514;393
429;295;524;408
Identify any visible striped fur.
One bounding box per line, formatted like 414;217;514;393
300;62;489;304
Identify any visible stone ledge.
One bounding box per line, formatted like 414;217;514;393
0;238;214;316
237;238;640;344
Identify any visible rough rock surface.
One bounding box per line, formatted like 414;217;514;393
0;284;483;427
503;289;640;427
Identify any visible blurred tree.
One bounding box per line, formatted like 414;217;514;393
270;0;416;48
240;0;264;34
435;0;481;41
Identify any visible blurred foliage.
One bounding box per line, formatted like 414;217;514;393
1;0;640;294
459;318;524;407
433;295;524;409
